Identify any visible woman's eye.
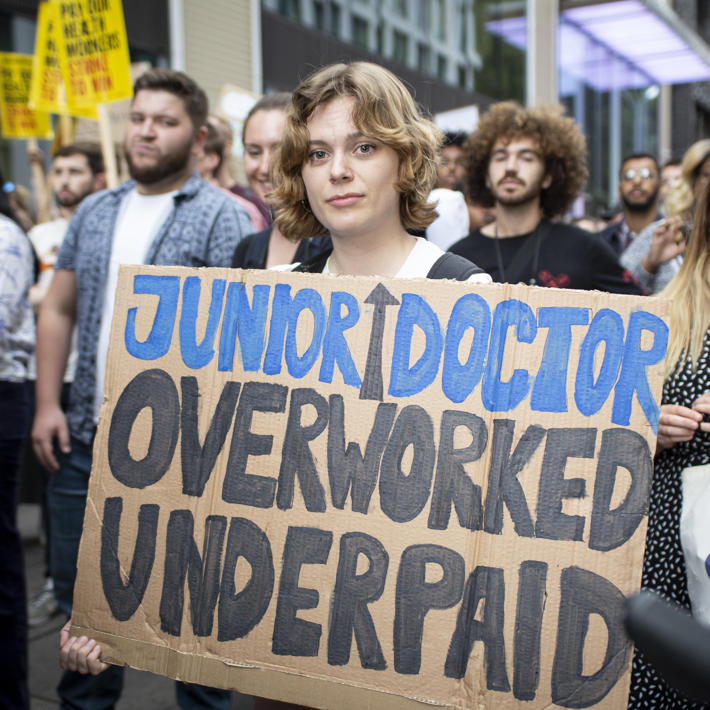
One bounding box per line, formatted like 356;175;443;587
356;144;374;155
309;150;327;161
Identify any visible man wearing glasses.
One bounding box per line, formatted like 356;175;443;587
600;153;662;255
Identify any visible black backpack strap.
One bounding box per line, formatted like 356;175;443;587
427;252;486;281
292;247;333;273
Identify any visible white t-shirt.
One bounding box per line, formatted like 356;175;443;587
322;237;491;283
94;188;177;420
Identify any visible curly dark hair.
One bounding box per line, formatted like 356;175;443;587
464;101;588;219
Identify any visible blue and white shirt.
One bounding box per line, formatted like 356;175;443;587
55;173;254;444
0;214;34;382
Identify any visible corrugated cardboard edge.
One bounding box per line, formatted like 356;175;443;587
71;625;459;709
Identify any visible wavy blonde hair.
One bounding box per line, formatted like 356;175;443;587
664;138;710;221
272;62;442;241
661;181;710;376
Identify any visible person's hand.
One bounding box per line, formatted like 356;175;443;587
656;403;703;451
59;620;109;675
32;404;70;473
641;217;685;275
692;392;710;431
26;144;45;167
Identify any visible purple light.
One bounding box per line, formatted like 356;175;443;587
485;0;710;92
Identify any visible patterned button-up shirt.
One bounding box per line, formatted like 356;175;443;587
55;173;253;444
0;214;34;382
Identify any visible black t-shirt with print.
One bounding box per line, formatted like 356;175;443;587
448;219;644;294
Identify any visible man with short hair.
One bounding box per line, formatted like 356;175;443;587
32;68;252;710
448;101;642;294
26;142;105;626
436;131;467;191
660;157;682;207
599;152;661;255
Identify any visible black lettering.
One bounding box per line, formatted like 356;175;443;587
380;406;435;523
536;429;596;541
445;566;510;692
590;428;653;551
428;410;487;530
327;396;396;513
218;518;274;642
180;377;240;496
328;532;388;669
483;420;545;536
394;545;464;674
159;511;226;637
107;369;179;488
277;388;328;512
272;526;332;656
100;497;158;621
552;566;630;707
222;382;288;507
513;561;548;701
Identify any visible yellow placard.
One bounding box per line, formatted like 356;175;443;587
0;52;54;139
29;0;97;120
54;0;133;109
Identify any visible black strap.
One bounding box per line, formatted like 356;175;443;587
426;252;485;281
501;219;552;285
292;247;332;273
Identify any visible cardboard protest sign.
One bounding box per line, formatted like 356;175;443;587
29;0;97;120
54;0;132;109
73;265;669;709
0;52;53;139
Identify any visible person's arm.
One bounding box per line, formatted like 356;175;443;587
32;269;77;472
59;620;108;675
206;197;256;267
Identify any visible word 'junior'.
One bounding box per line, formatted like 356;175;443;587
123;274;668;431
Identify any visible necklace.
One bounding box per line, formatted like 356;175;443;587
492;221;544;286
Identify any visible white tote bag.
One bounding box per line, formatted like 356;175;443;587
680;462;710;625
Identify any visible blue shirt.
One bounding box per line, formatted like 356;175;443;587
0;214;34;382
55;173;253;444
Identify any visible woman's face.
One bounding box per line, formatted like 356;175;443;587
693;155;710;201
243;108;287;205
301;96;402;243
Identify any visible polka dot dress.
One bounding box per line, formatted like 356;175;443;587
628;332;710;708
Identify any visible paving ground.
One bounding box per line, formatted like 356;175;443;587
21;504;255;709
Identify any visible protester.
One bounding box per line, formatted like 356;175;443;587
58;61;489;709
660;157;682;210
0;171;35;710
197;122;268;231
25;142;106;626
447;101;642;294
598;152;661;255
33;67;253;710
233;92;330;269
620;140;710;295
628;182;710;709
436;130;467;191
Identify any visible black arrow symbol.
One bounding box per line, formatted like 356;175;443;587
359;283;400;401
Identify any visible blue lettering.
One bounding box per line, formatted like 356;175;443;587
389;294;443;397
531;307;589;413
179;277;225;369
319;291;361;387
218;283;270;372
482;300;536;412
124;275;180;360
442;294;491;404
574;309;624;417
612;311;668;432
263;284;294;375
284;289;327;379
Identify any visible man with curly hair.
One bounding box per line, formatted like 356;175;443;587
448;102;643;293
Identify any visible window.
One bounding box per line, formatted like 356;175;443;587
353;16;369;48
458;65;467;88
393;30;409;64
394;0;408;18
437;54;447;80
459;3;468;51
314;0;324;30
330;3;341;36
437;0;447;41
277;0;301;21
417;0;429;31
418;43;430;73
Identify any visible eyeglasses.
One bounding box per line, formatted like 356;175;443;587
622;167;657;181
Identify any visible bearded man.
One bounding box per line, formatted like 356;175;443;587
31;68;253;710
448;101;642;294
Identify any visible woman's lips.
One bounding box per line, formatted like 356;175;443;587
327;194;363;207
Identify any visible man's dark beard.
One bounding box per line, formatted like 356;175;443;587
126;138;192;185
622;187;659;213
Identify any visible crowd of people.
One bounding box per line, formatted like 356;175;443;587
2;60;710;710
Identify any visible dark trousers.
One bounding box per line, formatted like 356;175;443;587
0;380;30;710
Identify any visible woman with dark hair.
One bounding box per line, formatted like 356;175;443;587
0;171;34;710
232;92;330;269
628;182;710;708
